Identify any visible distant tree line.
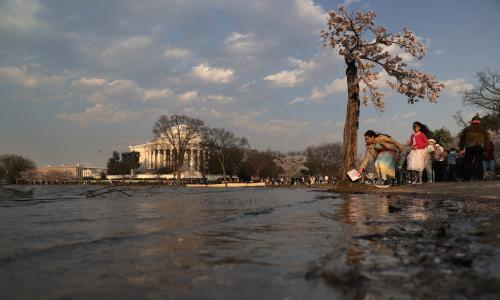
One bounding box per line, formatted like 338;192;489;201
104;114;346;182
106;151;140;175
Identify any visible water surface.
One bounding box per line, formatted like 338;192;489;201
0;186;351;299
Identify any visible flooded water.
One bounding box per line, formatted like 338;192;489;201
1;185;499;300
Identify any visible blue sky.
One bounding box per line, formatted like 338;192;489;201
1;0;499;167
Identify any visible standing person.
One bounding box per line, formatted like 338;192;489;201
396;151;407;185
447;148;458;181
456;151;465;181
432;141;446;182
358;130;405;188
483;140;495;180
424;139;436;183
459;114;490;181
407;121;430;184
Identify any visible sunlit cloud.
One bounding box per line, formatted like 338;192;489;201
191;63;234;84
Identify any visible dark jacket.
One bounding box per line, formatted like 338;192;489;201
459;123;490;150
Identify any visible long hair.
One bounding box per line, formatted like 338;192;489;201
413;121;432;138
364;130;391;138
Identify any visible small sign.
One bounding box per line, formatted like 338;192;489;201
347;169;361;181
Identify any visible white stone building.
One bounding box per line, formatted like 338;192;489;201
129;127;208;177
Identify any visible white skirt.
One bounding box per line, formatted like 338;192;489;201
407;149;427;171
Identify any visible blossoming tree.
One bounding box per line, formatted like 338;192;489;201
320;6;444;182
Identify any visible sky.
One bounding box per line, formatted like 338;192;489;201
1;0;499;167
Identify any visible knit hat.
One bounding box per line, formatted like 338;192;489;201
471;114;481;123
428;139;436;144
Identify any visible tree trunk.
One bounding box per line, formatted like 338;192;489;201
338;60;360;181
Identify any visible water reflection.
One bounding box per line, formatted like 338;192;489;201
0;186;440;299
0;186;346;299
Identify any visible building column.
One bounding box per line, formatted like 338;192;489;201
158;149;162;168
193;149;198;171
187;149;192;168
153;149;158;169
199;150;204;171
147;150;151;169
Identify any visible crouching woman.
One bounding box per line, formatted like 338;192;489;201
358;130;405;188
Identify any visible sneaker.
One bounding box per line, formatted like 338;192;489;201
375;180;390;188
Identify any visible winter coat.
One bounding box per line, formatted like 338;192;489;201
459;123;490;150
360;135;405;170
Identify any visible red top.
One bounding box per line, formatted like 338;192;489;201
410;132;428;149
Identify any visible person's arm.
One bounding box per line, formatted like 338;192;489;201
483;128;490;151
421;133;429;147
358;147;372;172
459;128;466;151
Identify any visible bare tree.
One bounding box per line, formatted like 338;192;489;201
152;115;205;182
273;155;308;180
464;69;500;113
453;110;468;128
0;154;36;184
321;6;444;182
244;149;276;179
305;142;343;178
201;128;248;184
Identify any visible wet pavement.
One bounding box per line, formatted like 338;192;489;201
0;185;499;299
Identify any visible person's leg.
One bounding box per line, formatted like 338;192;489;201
463;147;473;181
418;170;423;184
482;160;488;179
449;164;456;181
426;161;433;183
473;146;483;180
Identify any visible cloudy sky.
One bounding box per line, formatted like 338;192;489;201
1;0;499;166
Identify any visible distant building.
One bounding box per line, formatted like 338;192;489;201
129;125;208;177
82;166;106;179
29;164;105;182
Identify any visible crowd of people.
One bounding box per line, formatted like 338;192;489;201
358;114;496;188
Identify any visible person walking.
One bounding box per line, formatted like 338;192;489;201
424;139;436;183
407;122;430;184
483;140;495;180
447;148;458;181
432;141;446;182
358;130;405;188
459;114;490;181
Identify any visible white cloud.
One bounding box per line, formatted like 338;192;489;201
264;69;304;87
311;77;347;100
258;119;310;138
343;0;362;6
0;0;41;30
442;78;473;96
72;77;107;87
225;32;259;54
143;88;173;101
192;63;235;84
206;94;234;103
100;36;152;65
293;0;328;33
87;92;107;103
287;77;347;106
322;120;344;128
0;65;65;89
57;103;145;125
264;57;317;87
382;43;418;65
163;47;192;60
0;66;40;87
179;90;199;102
